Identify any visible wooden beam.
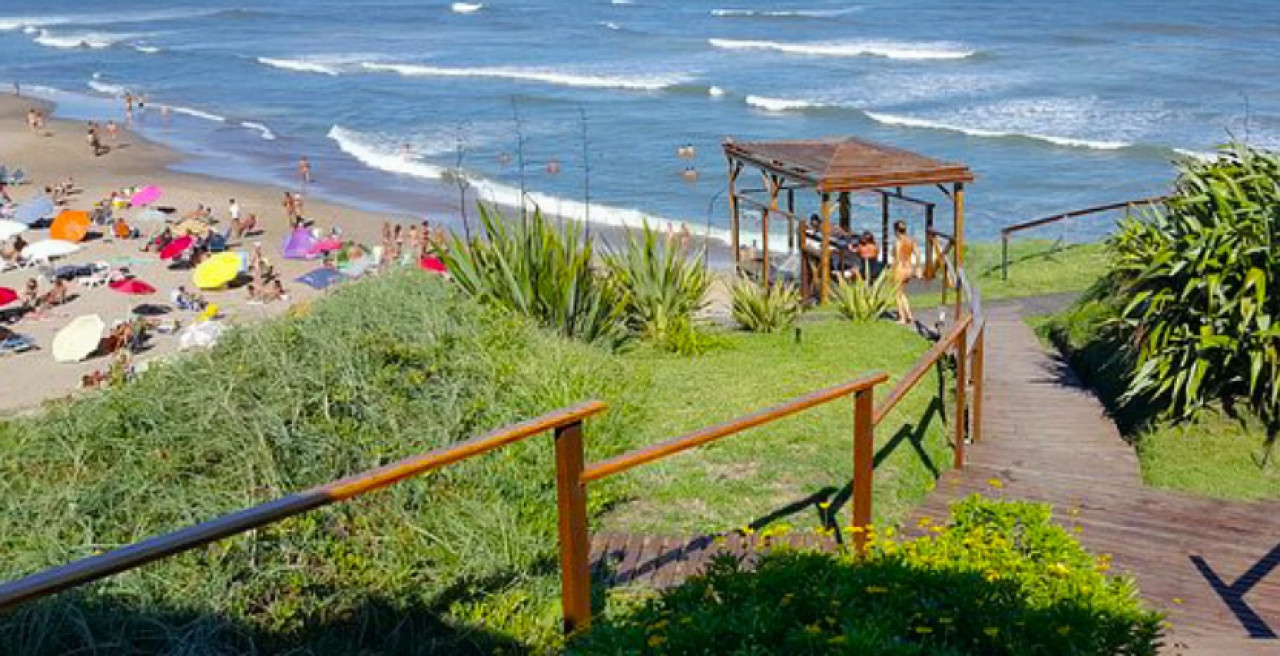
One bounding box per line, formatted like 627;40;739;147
953;182;965;320
762;173;781;287
880;194;890;265
728;160;742;274
787;188;796;252
924;204;936;279
819;193;832;303
839;191;852;232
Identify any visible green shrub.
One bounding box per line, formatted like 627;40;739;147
1109;144;1280;429
0;272;644;654
730;279;802;333
573;496;1161;655
834;273;896;323
441;204;628;347
605;224;713;353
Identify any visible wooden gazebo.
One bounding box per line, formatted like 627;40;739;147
724;137;974;304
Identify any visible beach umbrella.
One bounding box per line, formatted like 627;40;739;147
296;267;348;290
174;218;212;238
160;235;193;260
50;210;92;243
130;186;163;207
283;226;319;260
22;239;81;261
0;219;25;240
131;303;169;316
193;252;241;289
13;196;55;225
0;287;17;307
307;236;343;257
178;320;224;350
419;256;447;274
52;314;105;363
135;208;168;223
109;278;157;295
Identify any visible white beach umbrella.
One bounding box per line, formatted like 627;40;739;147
22;239;81;262
0;219;25;240
52;314;105;363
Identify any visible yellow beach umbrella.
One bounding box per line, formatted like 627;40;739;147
193;252;242;289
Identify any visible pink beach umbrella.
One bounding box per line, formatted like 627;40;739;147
109;279;157;295
0;287;17;307
419;256;447;274
130;186;163;207
160;235;194;260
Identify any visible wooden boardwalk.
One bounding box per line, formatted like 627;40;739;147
590;304;1280;654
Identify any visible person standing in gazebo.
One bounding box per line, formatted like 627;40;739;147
892;221;916;326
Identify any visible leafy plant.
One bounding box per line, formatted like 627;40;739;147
441;204;628;347
605;223;712;350
833;273;897;323
730;279;802;333
573;496;1161;655
1108;143;1280;432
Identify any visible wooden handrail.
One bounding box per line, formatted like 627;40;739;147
0;401;607;613
873;315;973;426
582;372;889;483
999;196;1166;280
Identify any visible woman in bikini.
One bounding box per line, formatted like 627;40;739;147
892;221;916;326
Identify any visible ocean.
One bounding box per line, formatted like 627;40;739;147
2;0;1279;245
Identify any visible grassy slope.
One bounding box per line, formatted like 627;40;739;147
603;319;949;535
910;240;1107;309
1034;301;1280;501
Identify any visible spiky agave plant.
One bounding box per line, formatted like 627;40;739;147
605;223;711;344
833;273;897;323
442;204;628;347
1111;143;1280;431
729;279;802;333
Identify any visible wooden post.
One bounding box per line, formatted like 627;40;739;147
839;191;852;232
787;188;796;252
1000;232;1009;281
972;324;984;444
799;217;809;299
761;174;780;287
953;182;966;320
924;205;935;279
953;325;968;470
819;193;832;304
880;193;890;265
728;161;742;275
554;421;592;634
851;387;874;554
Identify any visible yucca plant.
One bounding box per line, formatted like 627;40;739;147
833;273;897;323
441;204;628;347
1109;143;1280;431
730;279;802;333
605;223;711;346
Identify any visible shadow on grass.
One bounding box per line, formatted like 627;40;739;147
573;549;1162;655
0;570;547;655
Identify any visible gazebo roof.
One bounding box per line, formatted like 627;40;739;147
724;136;974;193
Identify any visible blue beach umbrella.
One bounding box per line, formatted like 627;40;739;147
14;196;55;225
296;267;348;290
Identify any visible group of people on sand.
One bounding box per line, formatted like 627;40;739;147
799;216;918;325
25;107;47;134
380;219;446;268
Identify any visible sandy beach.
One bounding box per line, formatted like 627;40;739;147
0;94;395;415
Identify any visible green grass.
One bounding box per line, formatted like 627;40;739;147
1035;296;1280;501
604;318;950;536
911;240;1107;309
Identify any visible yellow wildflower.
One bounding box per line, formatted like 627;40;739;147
987;478;1004;489
864;585;888;594
827;635;848;645
917;516;932;527
1073;525;1083;533
1057;626;1071;636
1172;597;1183;605
651;619;669;630
1048;562;1070;576
915;626;933;634
804;623;823;635
983;627;1000;637
647;635;666;647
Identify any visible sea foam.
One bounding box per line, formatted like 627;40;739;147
361;62;687;91
169;105;227;123
33;29;130;49
745;95;825;112
327;125;450;180
711;8;859;18
87;79;127;96
241;121;277;141
257;57;343;76
708;38;975;60
451;3;484;14
864;112;1131;150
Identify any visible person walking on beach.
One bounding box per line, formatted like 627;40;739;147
124;93;134;121
26;108;37;134
228;198;241;224
106;120;119;142
892;220;916;326
283;192;297;225
298;156;312;186
87;124;104;157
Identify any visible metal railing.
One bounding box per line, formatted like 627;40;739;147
999;196;1166;280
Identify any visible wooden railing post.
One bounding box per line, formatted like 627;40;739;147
1000;232;1010;281
972;325;984;444
851;388;875;553
554;421;592;634
953;325;968;469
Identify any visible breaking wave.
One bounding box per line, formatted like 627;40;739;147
708;38;975;60
257;57;342;76
451;3;484;14
864;111;1132;150
361;62;689;90
745;95;827;112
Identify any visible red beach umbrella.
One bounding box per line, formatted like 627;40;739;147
419;256;447;274
160;235;194;260
0;287;17;307
109;279;157;295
